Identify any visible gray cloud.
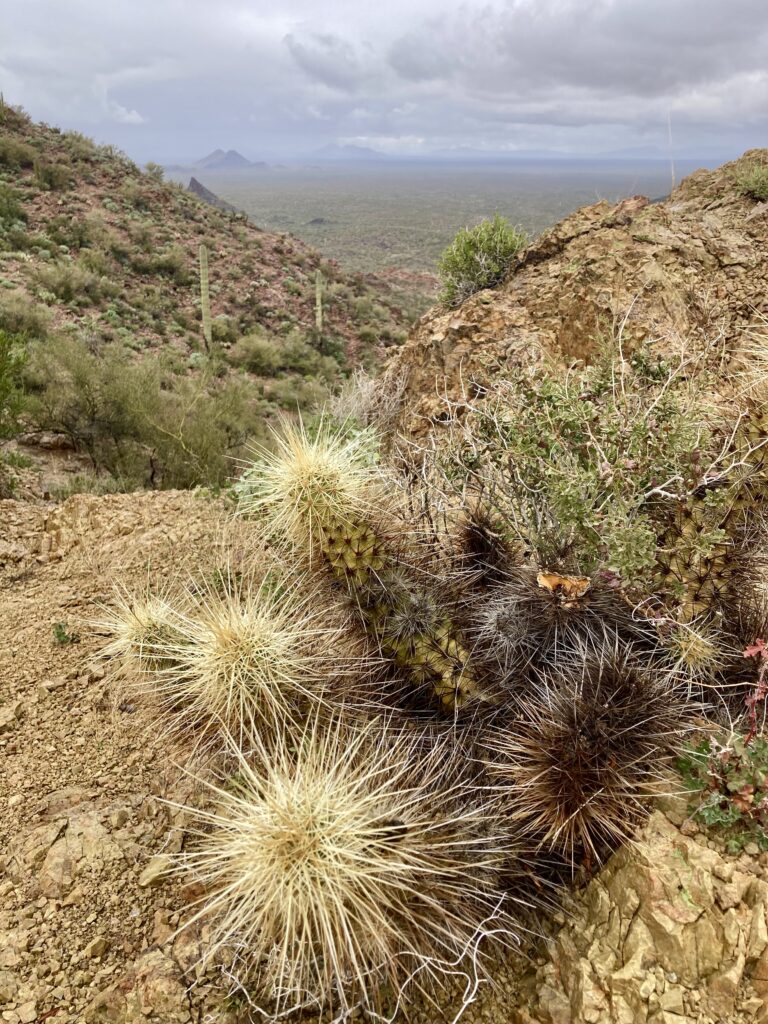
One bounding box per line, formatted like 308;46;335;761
284;32;368;92
1;0;766;162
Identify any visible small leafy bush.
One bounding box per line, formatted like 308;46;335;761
0;183;26;229
0;292;50;340
34;262;118;305
34;159;72;191
228;332;281;375
0;329;26;436
736;162;768;202
62;130;99;164
0;136;36;169
678;732;768;852
24;335;268;488
438;340;717;589
438;214;528;308
132;246;192;286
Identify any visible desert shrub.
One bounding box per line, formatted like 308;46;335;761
227;331;281;375
34;262;118;305
144;161;164;182
121;180;152;210
62;130;99;164
438;340;718;590
266;375;328;410
46;214;96;250
128;221;155;252
0;292;50;340
132;245;192;286
78;248;114;277
0;136;36;169
34;159;72;191
0;183;26;229
25;335;267;488
0;101;31;131
210;315;238;345
0;329;26;436
736;162;768;202
438;214;528;308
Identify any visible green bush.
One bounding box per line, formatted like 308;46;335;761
438;341;711;589
0;136;36;169
34;262;118;305
132;245;192;286
34;159;72;191
0;329;26;437
62;131;99;164
46;214;102;250
228;332;282;375
0;183;26;229
736;162;768;202
0;292;50;340
24;335;267;489
145;161;164;182
437;214;528;308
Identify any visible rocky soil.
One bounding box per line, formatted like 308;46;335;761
0;490;767;1023
392;149;768;436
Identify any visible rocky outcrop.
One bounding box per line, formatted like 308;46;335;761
186;177;241;215
523;812;768;1024
392;149;768;436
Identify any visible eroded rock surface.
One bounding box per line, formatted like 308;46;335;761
392;150;768;436
528;812;768;1024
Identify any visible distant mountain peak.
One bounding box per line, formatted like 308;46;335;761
195;149;255;170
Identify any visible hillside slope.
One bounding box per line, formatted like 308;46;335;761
0;104;408;359
0;104;410;493
392;149;768;435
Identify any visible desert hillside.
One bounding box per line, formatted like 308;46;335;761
0;103;413;495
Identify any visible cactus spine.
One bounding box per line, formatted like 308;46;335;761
199;243;212;353
239;421;481;709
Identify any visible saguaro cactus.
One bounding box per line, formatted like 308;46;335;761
199;243;212;353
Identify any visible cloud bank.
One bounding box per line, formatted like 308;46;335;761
2;0;766;161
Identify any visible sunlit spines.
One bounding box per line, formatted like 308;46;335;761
171;714;522;1018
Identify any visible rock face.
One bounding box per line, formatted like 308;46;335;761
392;149;768;436
528;813;768;1024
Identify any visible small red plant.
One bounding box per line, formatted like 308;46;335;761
744;638;768;744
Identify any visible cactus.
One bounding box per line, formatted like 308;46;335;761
199;243;212;353
239;419;483;709
173;714;518;1016
314;267;324;342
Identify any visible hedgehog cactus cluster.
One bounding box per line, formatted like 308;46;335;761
99;330;768;1021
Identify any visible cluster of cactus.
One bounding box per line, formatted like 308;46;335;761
98;331;768;1021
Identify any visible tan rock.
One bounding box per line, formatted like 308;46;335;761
84;950;190;1023
137;854;172;888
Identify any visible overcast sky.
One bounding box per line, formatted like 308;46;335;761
2;0;767;163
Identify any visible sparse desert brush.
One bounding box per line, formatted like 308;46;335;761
238;417;484;710
173;714;519;1018
481;649;689;865
438;214;528;309
735;160;768;202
